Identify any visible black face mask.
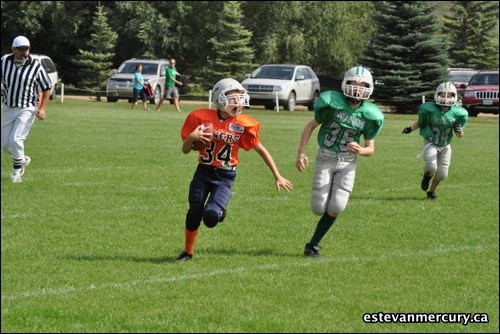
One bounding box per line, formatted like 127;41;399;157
347;97;363;104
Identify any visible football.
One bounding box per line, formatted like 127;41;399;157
192;123;214;151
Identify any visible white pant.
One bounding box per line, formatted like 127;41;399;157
423;141;452;182
310;148;358;215
1;105;36;161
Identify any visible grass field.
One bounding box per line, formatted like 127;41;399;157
1;99;498;333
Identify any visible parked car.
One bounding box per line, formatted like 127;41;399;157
31;54;58;100
462;70;499;116
447;68;478;104
241;64;321;111
106;59;169;104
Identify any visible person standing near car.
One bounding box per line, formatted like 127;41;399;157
296;66;384;257
155;58;183;112
131;64;149;111
1;36;52;183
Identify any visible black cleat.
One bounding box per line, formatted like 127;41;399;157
176;251;193;261
304;243;321;258
426;191;438;200
421;173;432;191
220;209;227;222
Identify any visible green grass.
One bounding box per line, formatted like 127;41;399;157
1;99;498;333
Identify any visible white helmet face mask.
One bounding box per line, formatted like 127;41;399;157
212;78;250;117
341;66;374;102
434;82;457;107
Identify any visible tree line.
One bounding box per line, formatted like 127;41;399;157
1;1;498;112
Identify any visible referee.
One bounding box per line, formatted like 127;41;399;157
1;36;52;183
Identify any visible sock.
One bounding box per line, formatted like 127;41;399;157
13;158;23;169
184;228;199;255
309;213;337;246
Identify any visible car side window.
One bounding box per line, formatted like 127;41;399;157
160;64;167;76
296;68;307;80
40;59;56;74
302;68;313;79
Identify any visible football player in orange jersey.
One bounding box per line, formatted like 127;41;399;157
177;78;293;261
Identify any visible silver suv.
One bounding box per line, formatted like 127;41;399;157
106;59;169;104
241;64;321;111
31;54;58;100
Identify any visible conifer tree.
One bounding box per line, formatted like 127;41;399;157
442;1;499;69
203;1;254;89
362;1;449;113
73;4;117;101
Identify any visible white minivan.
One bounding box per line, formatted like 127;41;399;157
31;54;58;100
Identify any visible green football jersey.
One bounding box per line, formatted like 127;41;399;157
418;102;468;146
314;91;384;153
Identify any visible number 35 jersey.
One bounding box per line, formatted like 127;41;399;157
314;91;384;153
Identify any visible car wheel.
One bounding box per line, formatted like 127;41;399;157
466;106;479;117
308;91;319;111
107;97;118;102
284;92;296;111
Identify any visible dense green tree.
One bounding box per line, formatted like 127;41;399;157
169;1;221;81
112;2;173;62
202;1;254;89
302;2;375;75
1;1;98;86
362;1;449;113
3;1;496;97
72;4;117;101
37;2;96;85
442;1;499;69
0;1;48;53
242;2;375;76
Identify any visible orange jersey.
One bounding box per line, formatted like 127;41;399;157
181;108;260;167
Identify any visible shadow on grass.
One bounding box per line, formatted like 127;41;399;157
351;195;426;201
63;247;296;264
202;247;295;258
63;254;176;264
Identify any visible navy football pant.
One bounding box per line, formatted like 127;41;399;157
185;164;236;231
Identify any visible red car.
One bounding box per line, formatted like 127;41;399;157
462;71;499;117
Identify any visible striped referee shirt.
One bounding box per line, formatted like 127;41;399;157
1;54;52;108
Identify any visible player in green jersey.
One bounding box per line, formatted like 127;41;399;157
402;82;468;200
296;66;384;257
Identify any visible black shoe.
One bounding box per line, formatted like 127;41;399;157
426;191;438;200
220;209;227;222
176;251;193;261
304;243;321;258
421;173;432;191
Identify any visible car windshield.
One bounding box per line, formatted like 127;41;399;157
251;66;295;80
469;73;499;85
448;72;476;83
117;62;159;75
